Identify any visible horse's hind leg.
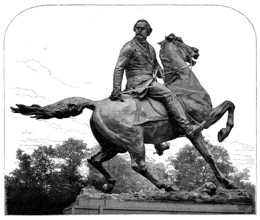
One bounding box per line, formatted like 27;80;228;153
190;132;238;189
206;100;235;142
129;144;179;192
88;147;119;193
88;116;126;193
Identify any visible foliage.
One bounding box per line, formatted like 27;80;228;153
5;138;89;214
5;140;168;214
169;141;255;197
231;168;255;199
6;138;255;214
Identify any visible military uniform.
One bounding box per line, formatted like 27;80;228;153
113;37;156;98
111;37;202;141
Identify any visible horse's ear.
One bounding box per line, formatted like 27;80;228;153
165;33;175;41
158;40;165;45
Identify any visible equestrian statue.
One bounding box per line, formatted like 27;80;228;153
11;20;237;193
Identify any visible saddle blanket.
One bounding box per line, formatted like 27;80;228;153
133;97;169;125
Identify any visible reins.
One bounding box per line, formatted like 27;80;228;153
171;64;191;75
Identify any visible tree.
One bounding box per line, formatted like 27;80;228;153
169;142;236;191
6;139;168;214
5;149;49;214
54;138;89;188
231;168;250;183
169;141;255;198
5;138;89;214
231;168;255;199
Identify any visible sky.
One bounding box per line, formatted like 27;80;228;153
3;5;256;183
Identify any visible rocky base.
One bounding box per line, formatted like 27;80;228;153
77;183;252;204
64;183;254;214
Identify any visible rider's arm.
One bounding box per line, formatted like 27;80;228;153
113;45;132;91
110;44;133;100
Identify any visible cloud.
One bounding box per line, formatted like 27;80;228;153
204;135;256;175
12;87;50;101
42;119;90;135
16;59;93;89
12;58;97;105
70;118;90;128
17;59;80;88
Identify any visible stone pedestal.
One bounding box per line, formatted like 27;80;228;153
64;199;253;214
63;186;254;214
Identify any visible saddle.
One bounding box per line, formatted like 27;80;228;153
133;97;169;125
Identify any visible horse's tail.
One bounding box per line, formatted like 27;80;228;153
10;97;96;120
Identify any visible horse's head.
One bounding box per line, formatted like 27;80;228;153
158;34;200;84
159;33;199;68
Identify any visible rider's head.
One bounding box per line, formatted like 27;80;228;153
133;19;152;39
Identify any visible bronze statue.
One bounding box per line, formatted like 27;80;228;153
110;20;203;155
11;20;237;193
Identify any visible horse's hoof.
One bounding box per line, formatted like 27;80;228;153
102;183;114;193
218;128;229;142
226;181;239;189
165;184;180;192
223;180;239;189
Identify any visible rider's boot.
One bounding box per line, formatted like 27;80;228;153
154;142;170;156
166;96;205;139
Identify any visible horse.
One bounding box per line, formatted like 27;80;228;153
158;33;235;142
11;34;237;193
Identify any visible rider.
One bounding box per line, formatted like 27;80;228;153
109;19;203;154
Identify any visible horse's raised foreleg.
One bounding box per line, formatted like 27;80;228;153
206;100;235;142
129;144;179;192
190;132;238;189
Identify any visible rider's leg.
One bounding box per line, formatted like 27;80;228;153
148;81;204;140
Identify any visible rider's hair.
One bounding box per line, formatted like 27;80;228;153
133;19;153;36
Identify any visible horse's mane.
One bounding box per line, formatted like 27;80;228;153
160;33;200;66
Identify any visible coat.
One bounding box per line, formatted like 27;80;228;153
113;37;161;98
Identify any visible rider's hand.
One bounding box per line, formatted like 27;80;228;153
109;89;124;102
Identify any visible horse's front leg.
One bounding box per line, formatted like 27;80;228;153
190;132;238;189
205;101;235;142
